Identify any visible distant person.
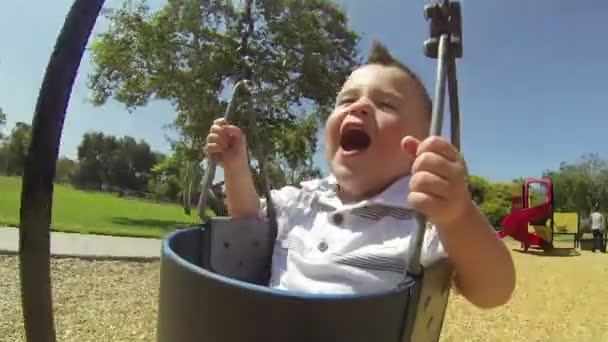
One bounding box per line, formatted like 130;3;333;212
590;207;604;252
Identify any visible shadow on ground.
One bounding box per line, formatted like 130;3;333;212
512;247;581;257
111;217;195;230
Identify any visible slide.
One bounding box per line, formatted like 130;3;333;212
497;201;553;250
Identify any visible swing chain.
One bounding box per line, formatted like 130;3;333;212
233;0;277;229
407;0;464;277
198;0;278;235
237;0;255;82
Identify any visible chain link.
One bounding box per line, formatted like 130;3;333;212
198;0;277;238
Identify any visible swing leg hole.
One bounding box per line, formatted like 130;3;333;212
239;260;244;267
224;241;230;249
253;240;260;247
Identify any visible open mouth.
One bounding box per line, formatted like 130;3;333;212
340;126;371;153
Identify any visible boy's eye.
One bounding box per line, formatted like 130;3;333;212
378;101;396;111
337;98;355;106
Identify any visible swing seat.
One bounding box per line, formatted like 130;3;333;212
156;218;453;342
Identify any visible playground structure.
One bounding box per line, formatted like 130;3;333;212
497;178;576;252
497;177;605;253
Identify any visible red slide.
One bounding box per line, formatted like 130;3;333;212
497;201;553;250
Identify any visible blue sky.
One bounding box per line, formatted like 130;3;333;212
1;0;606;183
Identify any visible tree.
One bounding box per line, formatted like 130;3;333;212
72;131;161;191
468;175;492;205
543;153;608;214
467;174;520;228
106;135;160;191
54;157;78;184
0;106;6;139
87;0;360;190
148;153;183;201
0;122;33;176
72;131;113;189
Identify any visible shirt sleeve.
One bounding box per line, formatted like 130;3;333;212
258;185;302;243
258;186;301;220
420;223;448;267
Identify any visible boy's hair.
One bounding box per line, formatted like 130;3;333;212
366;40;432;116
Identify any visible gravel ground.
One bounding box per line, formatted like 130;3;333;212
2;240;608;342
1;256;159;341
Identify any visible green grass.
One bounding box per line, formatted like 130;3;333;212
0;176;214;238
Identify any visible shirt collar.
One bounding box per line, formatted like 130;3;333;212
300;174;412;209
358;175;412;209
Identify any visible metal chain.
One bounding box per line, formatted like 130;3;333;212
198;0;277;238
237;0;254;82
407;0;463;276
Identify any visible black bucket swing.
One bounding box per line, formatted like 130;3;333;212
156;0;464;341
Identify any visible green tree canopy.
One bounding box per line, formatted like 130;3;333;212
0;122;32;176
544;153;608;214
72;131;161;191
87;0;361;189
0;106;7;139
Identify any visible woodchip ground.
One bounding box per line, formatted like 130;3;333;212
2;240;607;342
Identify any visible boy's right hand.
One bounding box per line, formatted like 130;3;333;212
206;118;248;170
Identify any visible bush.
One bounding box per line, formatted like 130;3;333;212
481;200;511;228
148;176;182;202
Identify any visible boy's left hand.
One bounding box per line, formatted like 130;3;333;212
402;135;472;226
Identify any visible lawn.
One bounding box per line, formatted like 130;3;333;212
1;239;607;341
0;176;211;238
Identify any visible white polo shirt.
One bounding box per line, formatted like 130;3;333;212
260;175;447;294
591;212;604;231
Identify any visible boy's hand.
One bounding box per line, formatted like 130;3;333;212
206;118;248;170
402;136;471;226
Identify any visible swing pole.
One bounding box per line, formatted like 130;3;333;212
407;0;463;276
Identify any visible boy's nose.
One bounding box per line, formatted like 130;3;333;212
347;98;373;117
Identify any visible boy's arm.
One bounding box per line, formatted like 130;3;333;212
224;158;260;219
403;135;515;309
206;118;260;219
436;202;515;309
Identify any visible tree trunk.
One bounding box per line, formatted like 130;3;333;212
18;1;105;341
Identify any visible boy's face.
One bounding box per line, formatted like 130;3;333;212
325;64;430;200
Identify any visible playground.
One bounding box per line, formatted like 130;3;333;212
2;238;606;342
496;177;607;254
4;0;608;341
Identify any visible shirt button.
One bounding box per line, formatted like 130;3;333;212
332;213;344;225
318;241;329;252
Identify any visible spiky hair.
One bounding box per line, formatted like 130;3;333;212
366;40;432;115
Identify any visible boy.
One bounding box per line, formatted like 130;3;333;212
206;41;515;308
